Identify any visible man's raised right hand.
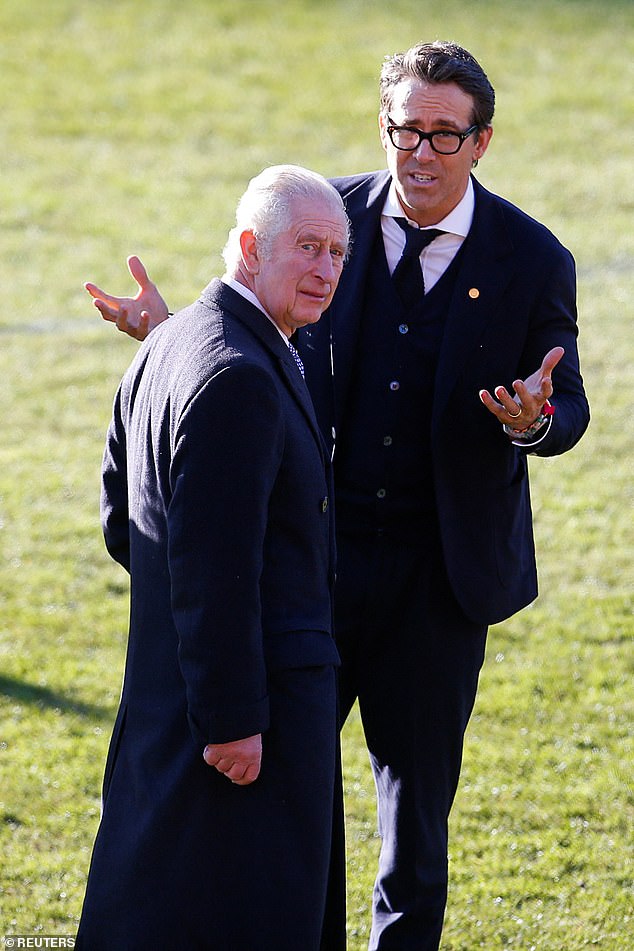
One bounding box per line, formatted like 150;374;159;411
85;255;170;341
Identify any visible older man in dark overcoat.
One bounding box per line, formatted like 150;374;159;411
76;165;350;951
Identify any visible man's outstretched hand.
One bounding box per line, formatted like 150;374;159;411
479;347;564;429
85;255;170;341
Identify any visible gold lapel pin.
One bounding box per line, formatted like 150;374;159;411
468;287;480;299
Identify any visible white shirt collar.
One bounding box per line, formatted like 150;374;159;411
383;176;475;237
222;276;290;346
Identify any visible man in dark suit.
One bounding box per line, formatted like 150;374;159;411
76;165;350;951
87;42;589;951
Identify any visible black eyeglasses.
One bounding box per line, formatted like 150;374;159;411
386;116;479;155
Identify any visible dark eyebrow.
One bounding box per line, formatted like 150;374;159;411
397;118;460;130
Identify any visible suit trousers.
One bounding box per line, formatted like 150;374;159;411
334;530;488;951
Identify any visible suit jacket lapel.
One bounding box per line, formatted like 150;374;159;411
330;171;392;421
432;178;515;429
201;280;326;459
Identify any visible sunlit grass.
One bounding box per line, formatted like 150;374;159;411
1;1;632;947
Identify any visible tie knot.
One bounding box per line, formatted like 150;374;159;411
396;218;445;257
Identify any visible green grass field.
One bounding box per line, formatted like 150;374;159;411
1;0;632;947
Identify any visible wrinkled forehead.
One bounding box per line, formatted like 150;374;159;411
288;196;350;247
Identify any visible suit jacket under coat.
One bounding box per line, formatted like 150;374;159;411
298;171;590;626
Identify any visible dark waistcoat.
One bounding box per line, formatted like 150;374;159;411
335;231;463;543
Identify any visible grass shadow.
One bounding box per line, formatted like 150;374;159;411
0;674;112;721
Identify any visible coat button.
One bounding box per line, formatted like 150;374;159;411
321;497;329;512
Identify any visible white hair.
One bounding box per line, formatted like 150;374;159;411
222;164;350;274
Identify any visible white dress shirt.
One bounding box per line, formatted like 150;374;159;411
223;276;290;347
381;178;475;292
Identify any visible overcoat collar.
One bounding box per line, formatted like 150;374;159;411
199;278;326;458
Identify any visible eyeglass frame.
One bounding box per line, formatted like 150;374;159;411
385;116;481;155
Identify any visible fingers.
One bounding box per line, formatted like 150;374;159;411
90;295;148;339
513;347;565;392
84;281;100;300
127;254;151;291
115;308;137;337
206;756;260;786
512;347;564;403
87;286;135;331
113;308;149;341
203;739;262;786
478;388;498;414
92;297;120;324
137;311;151;341
533;346;564;396
493;385;521;417
514;376;551;405
208;754;241;780
224;761;261;786
84;254;150;308
479;386;523;424
541;346;565;375
85;281;120;307
234;763;261;786
483;346;565;424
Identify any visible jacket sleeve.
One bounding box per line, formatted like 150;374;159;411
167;363;284;746
516;243;590;457
101;383;131;573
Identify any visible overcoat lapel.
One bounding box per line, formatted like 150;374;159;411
200;280;326;460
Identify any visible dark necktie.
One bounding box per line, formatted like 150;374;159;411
392;218;445;308
288;340;305;379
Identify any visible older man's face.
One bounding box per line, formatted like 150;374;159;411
379;79;492;227
252;198;348;337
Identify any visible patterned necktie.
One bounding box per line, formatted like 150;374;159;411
288;340;305;379
392;218;445;308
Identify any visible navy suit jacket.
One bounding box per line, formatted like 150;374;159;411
299;171;590;625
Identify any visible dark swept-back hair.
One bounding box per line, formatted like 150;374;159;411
379;41;495;128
